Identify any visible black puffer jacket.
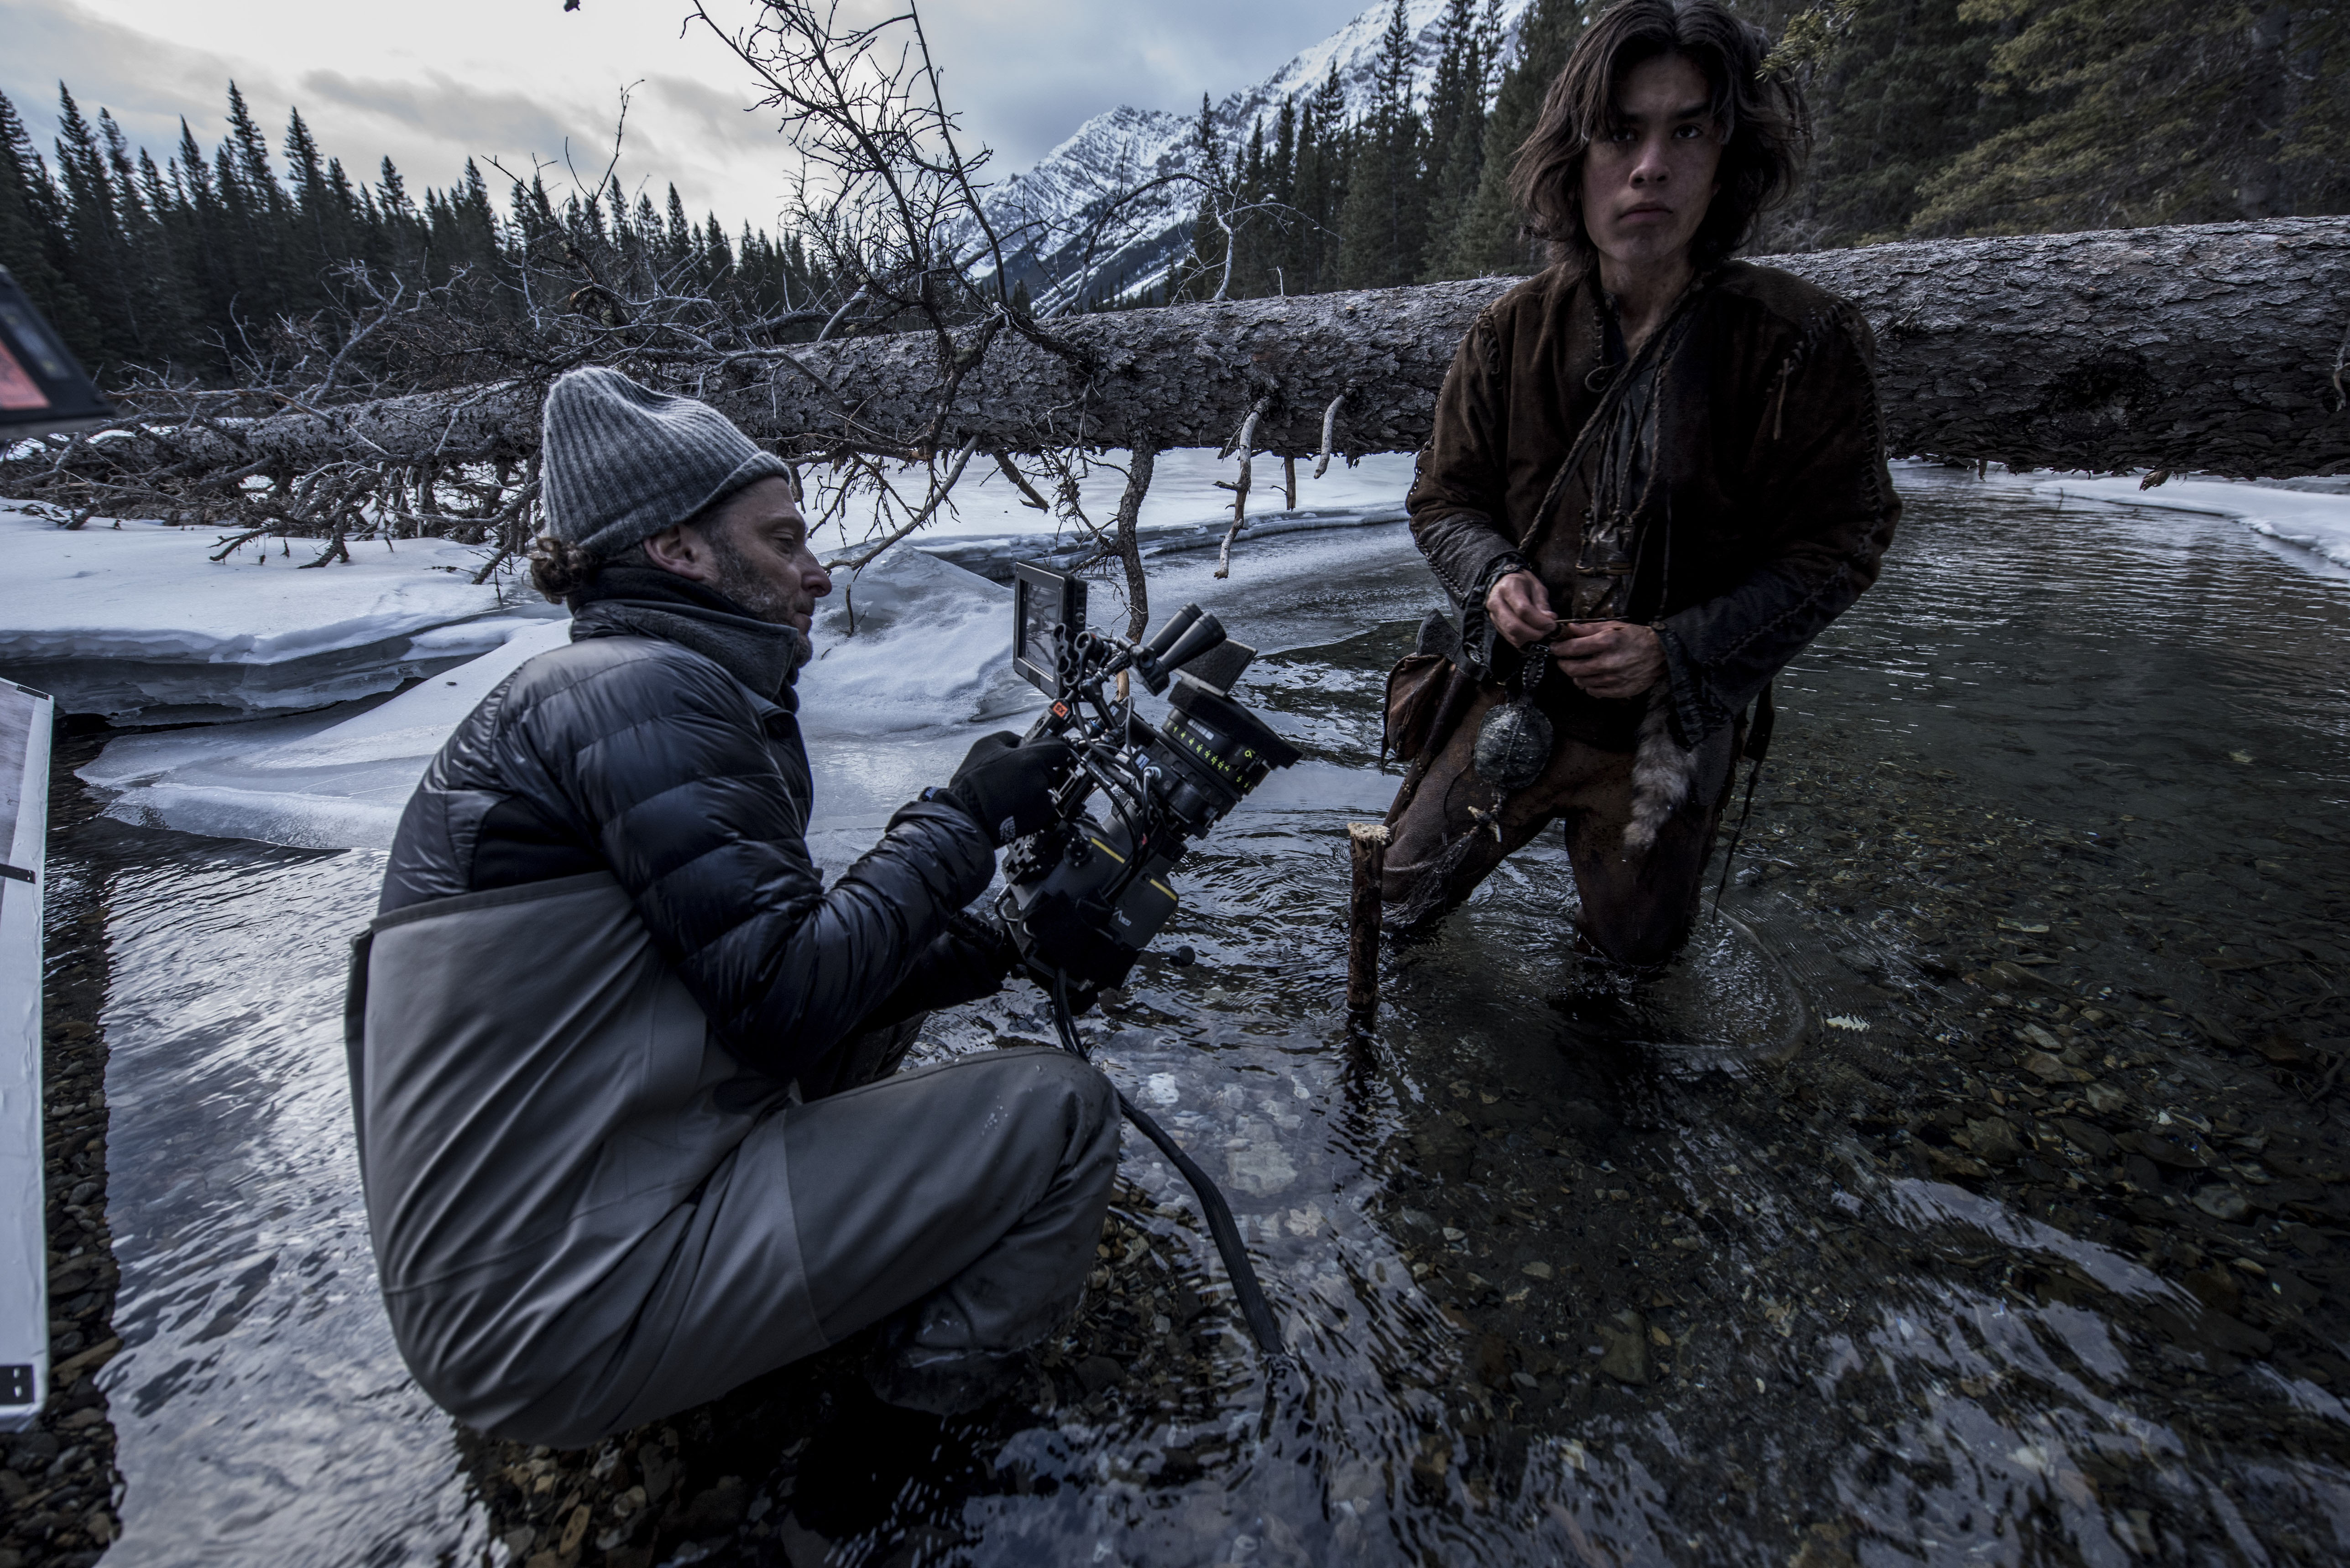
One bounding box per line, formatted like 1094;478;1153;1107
380;570;999;1086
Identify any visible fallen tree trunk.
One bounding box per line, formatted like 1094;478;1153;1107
11;219;2347;485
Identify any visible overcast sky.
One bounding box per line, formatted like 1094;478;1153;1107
3;0;1372;234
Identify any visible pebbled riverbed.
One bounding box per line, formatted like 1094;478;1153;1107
45;466;2350;1566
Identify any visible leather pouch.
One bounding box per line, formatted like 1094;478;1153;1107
1384;652;1452;764
1384;609;1471;764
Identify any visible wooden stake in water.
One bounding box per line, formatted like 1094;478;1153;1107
1347;822;1388;1026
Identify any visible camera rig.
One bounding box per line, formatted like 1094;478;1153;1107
998;562;1300;999
997;561;1301;1358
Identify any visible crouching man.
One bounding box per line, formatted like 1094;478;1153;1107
347;367;1116;1447
1384;0;1900;979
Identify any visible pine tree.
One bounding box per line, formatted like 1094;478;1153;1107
1438;0;1586;277
1337;0;1431;288
1174;94;1231;301
0;90;99;359
48;86;150;370
1759;0;2011;248
1910;0;2336;234
1420;0;1500;279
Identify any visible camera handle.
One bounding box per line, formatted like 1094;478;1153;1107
1046;973;1286;1360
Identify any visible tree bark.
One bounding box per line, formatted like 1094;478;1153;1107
21;219;2348;483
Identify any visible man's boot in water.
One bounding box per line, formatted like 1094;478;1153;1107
863;1297;1050;1417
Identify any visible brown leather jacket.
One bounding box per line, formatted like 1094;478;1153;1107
1407;260;1901;750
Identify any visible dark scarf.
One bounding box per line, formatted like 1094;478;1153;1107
569;565;810;704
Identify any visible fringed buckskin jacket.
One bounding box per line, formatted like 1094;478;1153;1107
1407;260;1902;752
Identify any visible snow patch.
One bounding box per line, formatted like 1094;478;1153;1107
0;505;551;721
85;620;572;848
2034;476;2350;574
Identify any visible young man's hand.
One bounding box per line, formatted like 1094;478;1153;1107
1553;621;1665;699
1485;570;1560;647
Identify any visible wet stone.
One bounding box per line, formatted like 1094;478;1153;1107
1595;1312;1651;1386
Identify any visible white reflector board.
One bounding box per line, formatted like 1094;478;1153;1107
0;680;52;1430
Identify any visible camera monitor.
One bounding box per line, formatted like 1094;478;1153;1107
0;267;115;440
1011;561;1086;698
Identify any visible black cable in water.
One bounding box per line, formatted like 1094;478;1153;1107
1049;973;1285;1358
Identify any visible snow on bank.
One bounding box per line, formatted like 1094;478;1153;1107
84;620;572;847
2031;476;2350;573
0;505;551;722
830;448;1418;578
83;551;1032;852
70;448;1416;850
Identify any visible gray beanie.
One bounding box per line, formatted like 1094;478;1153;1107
538;367;792;557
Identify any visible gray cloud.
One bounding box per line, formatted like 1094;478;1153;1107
0;0;279;168
2;0;1376;228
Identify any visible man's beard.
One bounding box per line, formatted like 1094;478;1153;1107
705;531;801;627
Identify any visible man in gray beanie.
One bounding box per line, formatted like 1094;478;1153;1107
349;367;1118;1447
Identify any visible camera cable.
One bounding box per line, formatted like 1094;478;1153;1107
1046;972;1286;1360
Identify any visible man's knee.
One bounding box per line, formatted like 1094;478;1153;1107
972;1047;1119;1170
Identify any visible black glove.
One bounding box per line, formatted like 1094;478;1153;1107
941;732;1075;847
851;911;1021;1037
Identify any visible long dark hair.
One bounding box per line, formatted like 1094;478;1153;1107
1508;0;1810;271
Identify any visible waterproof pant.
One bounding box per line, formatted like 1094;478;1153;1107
508;1045;1122;1442
356;871;1119;1448
1381;685;1741;968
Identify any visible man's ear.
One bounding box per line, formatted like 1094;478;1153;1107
641;522;715;582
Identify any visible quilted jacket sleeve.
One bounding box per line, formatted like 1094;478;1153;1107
507;644;996;1083
1652;303;1901;748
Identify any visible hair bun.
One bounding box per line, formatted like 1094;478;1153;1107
527;533;601;602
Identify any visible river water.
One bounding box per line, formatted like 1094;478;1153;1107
57;466;2350;1565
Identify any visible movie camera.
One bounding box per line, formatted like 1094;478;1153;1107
995;561;1300;998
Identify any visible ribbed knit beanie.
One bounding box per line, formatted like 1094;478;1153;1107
539;367;792;558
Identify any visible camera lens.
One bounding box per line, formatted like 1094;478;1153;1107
1149;680;1303;825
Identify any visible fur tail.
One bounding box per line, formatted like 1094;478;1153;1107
1624;681;1697;854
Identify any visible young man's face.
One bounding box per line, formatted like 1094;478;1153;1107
648;475;832;633
1579;52;1725;280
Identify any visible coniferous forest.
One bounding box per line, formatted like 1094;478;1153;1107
1178;0;2350;300
0;83;825;388
4;0;2348;387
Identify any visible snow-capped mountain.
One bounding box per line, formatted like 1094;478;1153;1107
973;0;1535;313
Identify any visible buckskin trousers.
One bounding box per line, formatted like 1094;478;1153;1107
1380;684;1742;969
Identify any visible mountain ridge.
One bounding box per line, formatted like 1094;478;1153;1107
974;0;1534;311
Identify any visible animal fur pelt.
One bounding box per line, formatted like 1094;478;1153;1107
1624;680;1699;854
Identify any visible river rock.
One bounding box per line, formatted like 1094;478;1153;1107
1596;1311;1650;1385
2193;1185;2252;1222
2021;1050;2092;1084
2118;1129;2213;1169
2057;1117;2116;1159
678;1476;747;1540
1960;1117;2027;1163
1226;1137;1298;1197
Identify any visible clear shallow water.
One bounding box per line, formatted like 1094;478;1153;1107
67;468;2350;1565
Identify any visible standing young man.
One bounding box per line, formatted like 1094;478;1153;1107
1384;0;1899;979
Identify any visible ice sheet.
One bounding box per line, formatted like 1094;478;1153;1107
0;505;550;721
2032;476;2350;573
88;621;572;848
